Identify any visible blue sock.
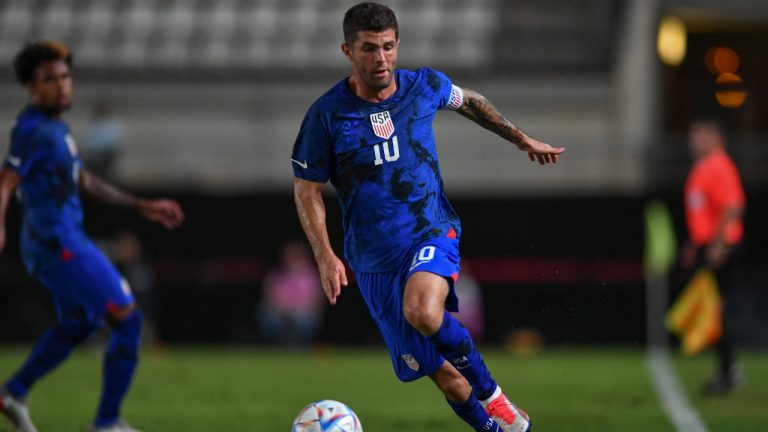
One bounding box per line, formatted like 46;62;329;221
447;394;500;432
5;321;95;398
429;312;497;400
95;310;143;427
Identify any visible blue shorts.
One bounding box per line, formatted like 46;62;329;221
32;240;134;327
355;235;461;382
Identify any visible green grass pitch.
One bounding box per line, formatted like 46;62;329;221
1;346;766;431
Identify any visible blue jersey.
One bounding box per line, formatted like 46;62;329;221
3;105;86;271
292;68;465;272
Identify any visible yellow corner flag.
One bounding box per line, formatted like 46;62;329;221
666;268;723;356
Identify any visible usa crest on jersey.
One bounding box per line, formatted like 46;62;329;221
402;353;420;371
370;110;394;140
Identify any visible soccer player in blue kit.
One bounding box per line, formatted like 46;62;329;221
292;3;564;432
0;42;184;432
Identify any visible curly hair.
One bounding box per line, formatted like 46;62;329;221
343;2;398;44
13;41;72;85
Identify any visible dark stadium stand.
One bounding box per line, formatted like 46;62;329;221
0;0;766;347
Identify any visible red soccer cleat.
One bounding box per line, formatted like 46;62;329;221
480;386;531;432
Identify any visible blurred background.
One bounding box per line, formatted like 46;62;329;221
0;0;766;351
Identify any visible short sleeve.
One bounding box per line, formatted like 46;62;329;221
2;148;20;172
427;68;464;111
3;127;22;171
4;128;49;177
291;107;333;183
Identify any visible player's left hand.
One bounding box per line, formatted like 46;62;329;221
524;138;565;165
137;199;185;229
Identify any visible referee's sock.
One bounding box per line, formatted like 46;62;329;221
429;312;497;400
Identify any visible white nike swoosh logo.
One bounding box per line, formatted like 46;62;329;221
409;261;428;272
291;158;308;169
6;155;21;167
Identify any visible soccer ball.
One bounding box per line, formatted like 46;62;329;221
292;400;363;432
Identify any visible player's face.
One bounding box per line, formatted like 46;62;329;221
28;60;72;113
343;29;399;92
688;123;721;159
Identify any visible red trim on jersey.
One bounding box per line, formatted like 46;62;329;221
447;227;457;239
106;301;120;314
60;248;74;262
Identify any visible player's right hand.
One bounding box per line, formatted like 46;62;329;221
317;253;348;305
137;199;185;229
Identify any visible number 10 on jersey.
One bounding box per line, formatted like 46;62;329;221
373;136;400;166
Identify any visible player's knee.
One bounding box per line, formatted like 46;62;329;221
404;274;448;334
107;302;138;324
403;301;442;335
111;308;143;337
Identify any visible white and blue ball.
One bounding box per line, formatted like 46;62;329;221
292;400;363;432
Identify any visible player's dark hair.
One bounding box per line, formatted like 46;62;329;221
343;2;398;44
13;41;72;85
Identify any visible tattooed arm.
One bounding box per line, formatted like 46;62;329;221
456;88;565;164
79;169;185;229
80;169;141;207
